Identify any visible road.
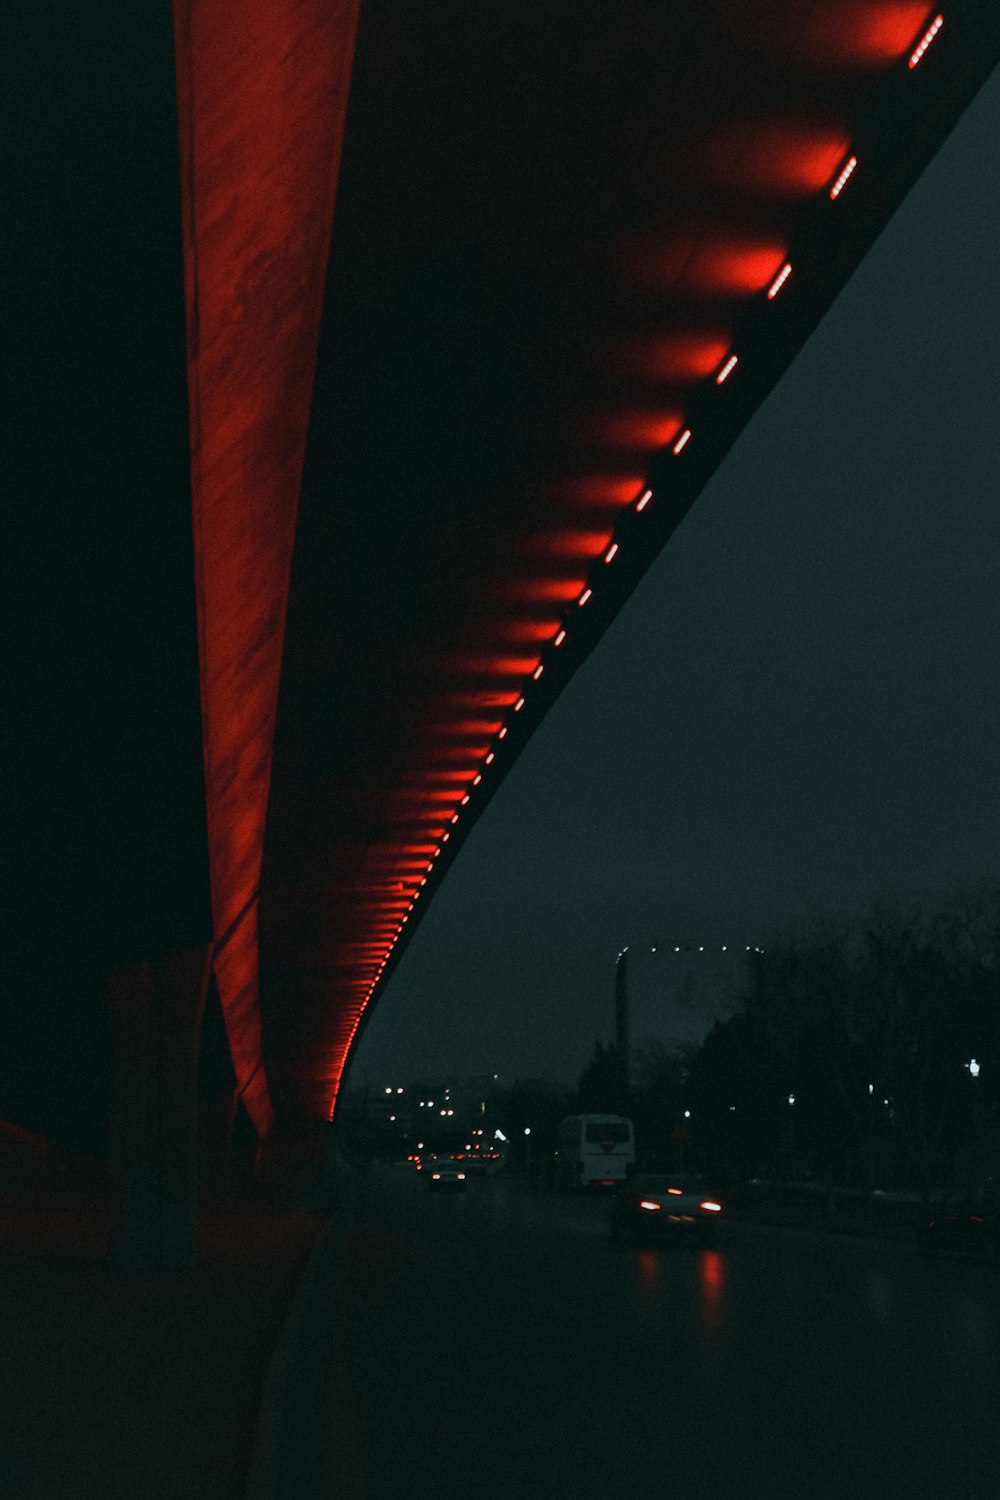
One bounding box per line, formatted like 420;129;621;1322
276;1167;1000;1500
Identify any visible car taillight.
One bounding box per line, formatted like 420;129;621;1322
700;1201;722;1213
639;1200;662;1211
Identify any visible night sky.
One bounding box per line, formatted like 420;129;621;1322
352;63;1000;1089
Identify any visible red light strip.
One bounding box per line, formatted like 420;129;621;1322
365;80;883;1025
909;14;943;68
829;155;857;199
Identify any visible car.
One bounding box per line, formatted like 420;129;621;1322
423;1159;467;1191
609;1173;723;1246
917;1180;1000;1263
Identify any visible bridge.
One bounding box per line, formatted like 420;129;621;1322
7;1;1000;1263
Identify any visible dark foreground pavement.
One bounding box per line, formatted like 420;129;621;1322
0;1187;324;1500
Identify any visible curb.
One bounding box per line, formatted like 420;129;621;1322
243;1212;336;1500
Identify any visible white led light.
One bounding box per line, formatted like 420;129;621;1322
514;696;525;712
716;354;738;385
604;543;619;563
485;751;495;764
578;587;592;607
909;13;942;68
829;155;857;199
473;773;482;784
533;664;544;680
554;629;566;646
636;489;652;512
767;263;792;299
673;428;691;455
499;726;508;739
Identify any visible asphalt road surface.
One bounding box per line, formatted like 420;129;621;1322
280;1167;1000;1500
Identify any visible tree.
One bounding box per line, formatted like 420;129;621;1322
572;1040;628;1115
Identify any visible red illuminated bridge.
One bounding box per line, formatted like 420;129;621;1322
7;1;1000;1257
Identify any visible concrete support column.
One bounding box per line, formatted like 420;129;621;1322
108;945;211;1269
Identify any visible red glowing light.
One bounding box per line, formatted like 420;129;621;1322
502;619;562;644
715;354;738;384
673;429;692;455
829;155;858;198
503;579;587;604
800;3;933;64
909;12;943;67
544;475;647;509
532;530;616;559
578;588;593;607
622;333;731;381
604;543;619;564
767;264;792;299
686;240;788;296
706;125;850;199
592;411;684;449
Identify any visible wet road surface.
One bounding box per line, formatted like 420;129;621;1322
284;1167;1000;1500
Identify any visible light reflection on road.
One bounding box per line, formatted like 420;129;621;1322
698;1248;725;1334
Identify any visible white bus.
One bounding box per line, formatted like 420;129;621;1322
556;1114;635;1189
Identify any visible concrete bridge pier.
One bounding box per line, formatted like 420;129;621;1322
107;945;211;1269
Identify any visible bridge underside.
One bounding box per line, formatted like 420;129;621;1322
261;0;1000;1125
8;2;1000;1143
